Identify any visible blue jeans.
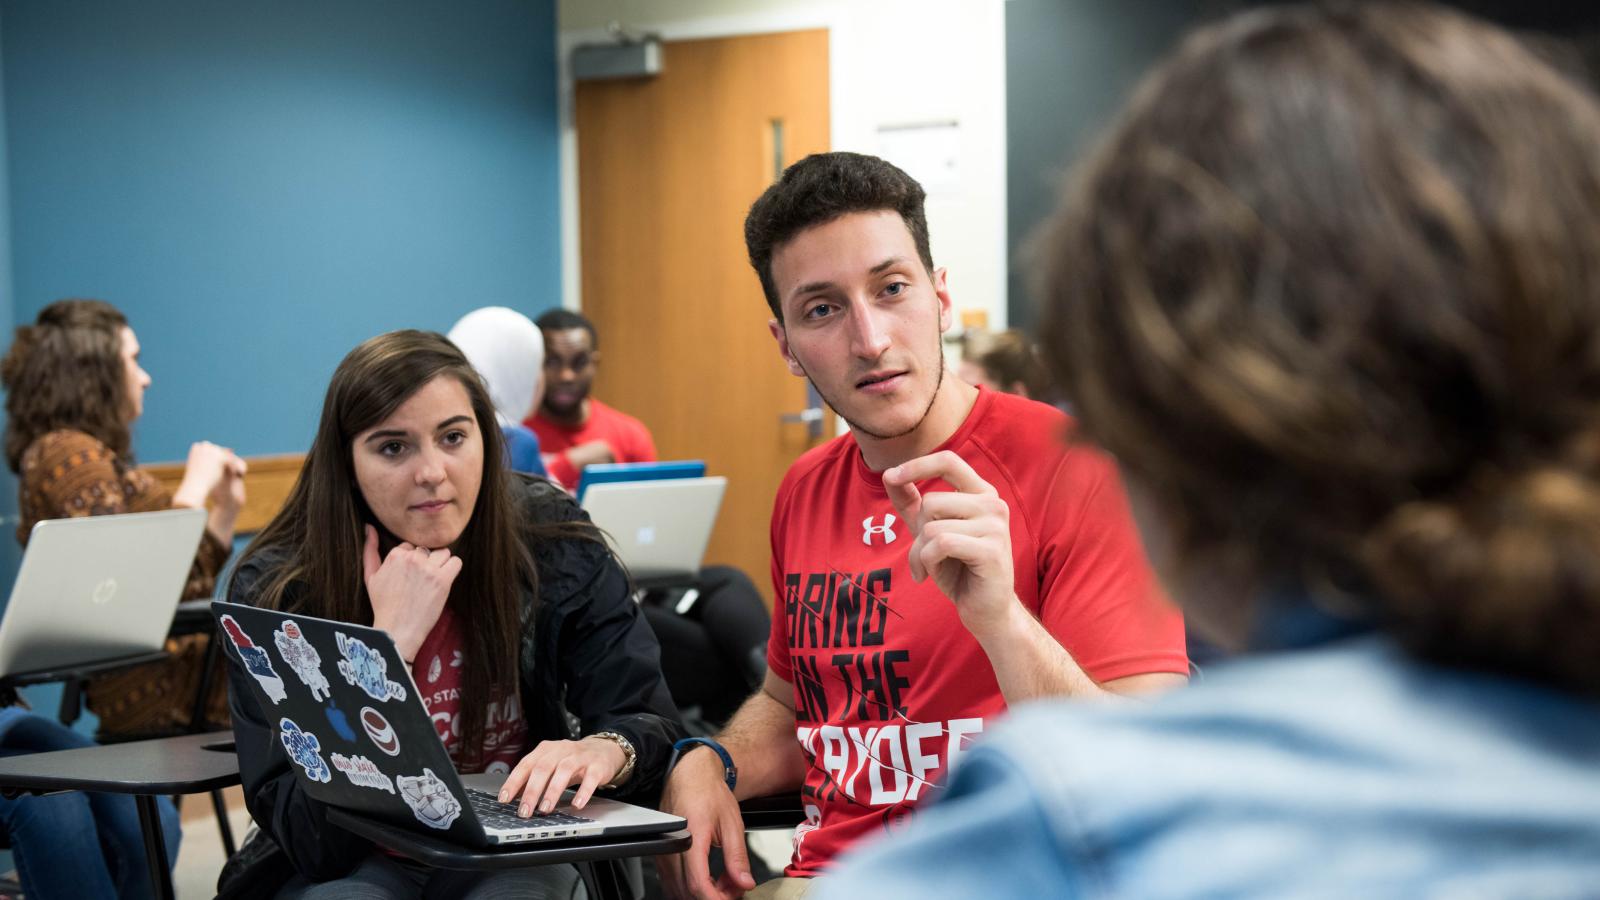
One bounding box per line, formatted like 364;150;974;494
0;707;182;900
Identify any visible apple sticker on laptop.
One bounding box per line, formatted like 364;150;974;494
324;703;357;743
360;706;401;756
279;718;331;784
219;615;287;704
397;768;462;830
334;632;408;703
275;620;332;701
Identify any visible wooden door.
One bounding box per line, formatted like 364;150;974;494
576;29;831;605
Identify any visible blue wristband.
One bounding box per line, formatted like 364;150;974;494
670;736;737;791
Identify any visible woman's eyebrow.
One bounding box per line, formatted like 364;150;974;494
363;428;411;444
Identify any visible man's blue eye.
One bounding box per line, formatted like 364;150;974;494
884;282;908;297
805;303;835;320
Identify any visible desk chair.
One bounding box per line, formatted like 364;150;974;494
326;807;688;900
56;601;238;857
0;730;240;900
739;794;807;831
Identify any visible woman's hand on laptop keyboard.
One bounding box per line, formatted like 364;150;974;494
363;524;462;664
497;736;628;818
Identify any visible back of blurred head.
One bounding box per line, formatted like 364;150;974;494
447;307;545;424
961;329;1053;401
1037;2;1600;695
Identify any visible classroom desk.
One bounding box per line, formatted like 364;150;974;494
739;793;808;830
0;730;239;900
327;806;691;899
0;649;173;724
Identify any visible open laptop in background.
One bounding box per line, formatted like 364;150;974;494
0;507;206;678
574;460;705;502
212;600;684;848
581;477;727;583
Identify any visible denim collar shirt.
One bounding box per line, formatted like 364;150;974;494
813;613;1600;899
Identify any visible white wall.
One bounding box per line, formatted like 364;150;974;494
557;0;1008;333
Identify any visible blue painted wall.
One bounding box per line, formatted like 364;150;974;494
0;12;19;581
2;0;562;463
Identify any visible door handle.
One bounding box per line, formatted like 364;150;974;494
780;382;825;440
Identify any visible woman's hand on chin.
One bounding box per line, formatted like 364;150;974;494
363;523;460;663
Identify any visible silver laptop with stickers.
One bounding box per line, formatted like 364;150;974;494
0;507;207;678
212;599;684;847
581;476;727;580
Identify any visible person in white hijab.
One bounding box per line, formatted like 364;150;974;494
447;306;548;475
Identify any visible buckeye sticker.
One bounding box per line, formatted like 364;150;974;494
360;706;401;756
279;718;331;783
397;768;462;830
219;615;287;704
335;632;407;702
274;620;331;701
331;752;395;794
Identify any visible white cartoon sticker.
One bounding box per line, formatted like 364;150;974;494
279;718;331;783
219;615;287;704
335;632;407;702
397;768;462;830
360;706;401;756
274;620;331;701
331;752;395;794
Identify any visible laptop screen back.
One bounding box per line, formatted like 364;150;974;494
0;507;206;678
574;460;706;501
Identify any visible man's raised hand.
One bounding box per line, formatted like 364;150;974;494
882;450;1020;641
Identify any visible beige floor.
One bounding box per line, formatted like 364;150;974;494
171;787;796;899
174;785;253;899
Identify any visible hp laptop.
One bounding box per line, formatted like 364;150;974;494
0;507;207;678
582;476;727;581
574;460;706;502
212;600;684;847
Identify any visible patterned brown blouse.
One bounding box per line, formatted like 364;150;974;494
17;429;228;601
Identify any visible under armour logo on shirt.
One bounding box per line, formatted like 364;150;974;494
862;514;898;546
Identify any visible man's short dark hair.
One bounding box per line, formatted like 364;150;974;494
534;308;598;351
744;152;934;320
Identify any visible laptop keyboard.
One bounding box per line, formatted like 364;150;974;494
466;788;597;830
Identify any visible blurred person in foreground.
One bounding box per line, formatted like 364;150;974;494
816;4;1600;897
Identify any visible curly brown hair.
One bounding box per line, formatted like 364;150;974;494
1035;3;1600;694
1;299;132;472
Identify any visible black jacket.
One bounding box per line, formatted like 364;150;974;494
224;474;685;883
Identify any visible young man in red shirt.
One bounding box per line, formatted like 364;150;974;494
525;308;658;490
656;152;1190;899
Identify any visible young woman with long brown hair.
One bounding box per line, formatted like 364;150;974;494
225;329;682;897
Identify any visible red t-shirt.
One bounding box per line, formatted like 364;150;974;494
413;605;530;775
526;398;658;490
767;389;1188;876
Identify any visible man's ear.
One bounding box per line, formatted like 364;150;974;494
768;319;807;377
591;349;602;370
932;267;954;334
